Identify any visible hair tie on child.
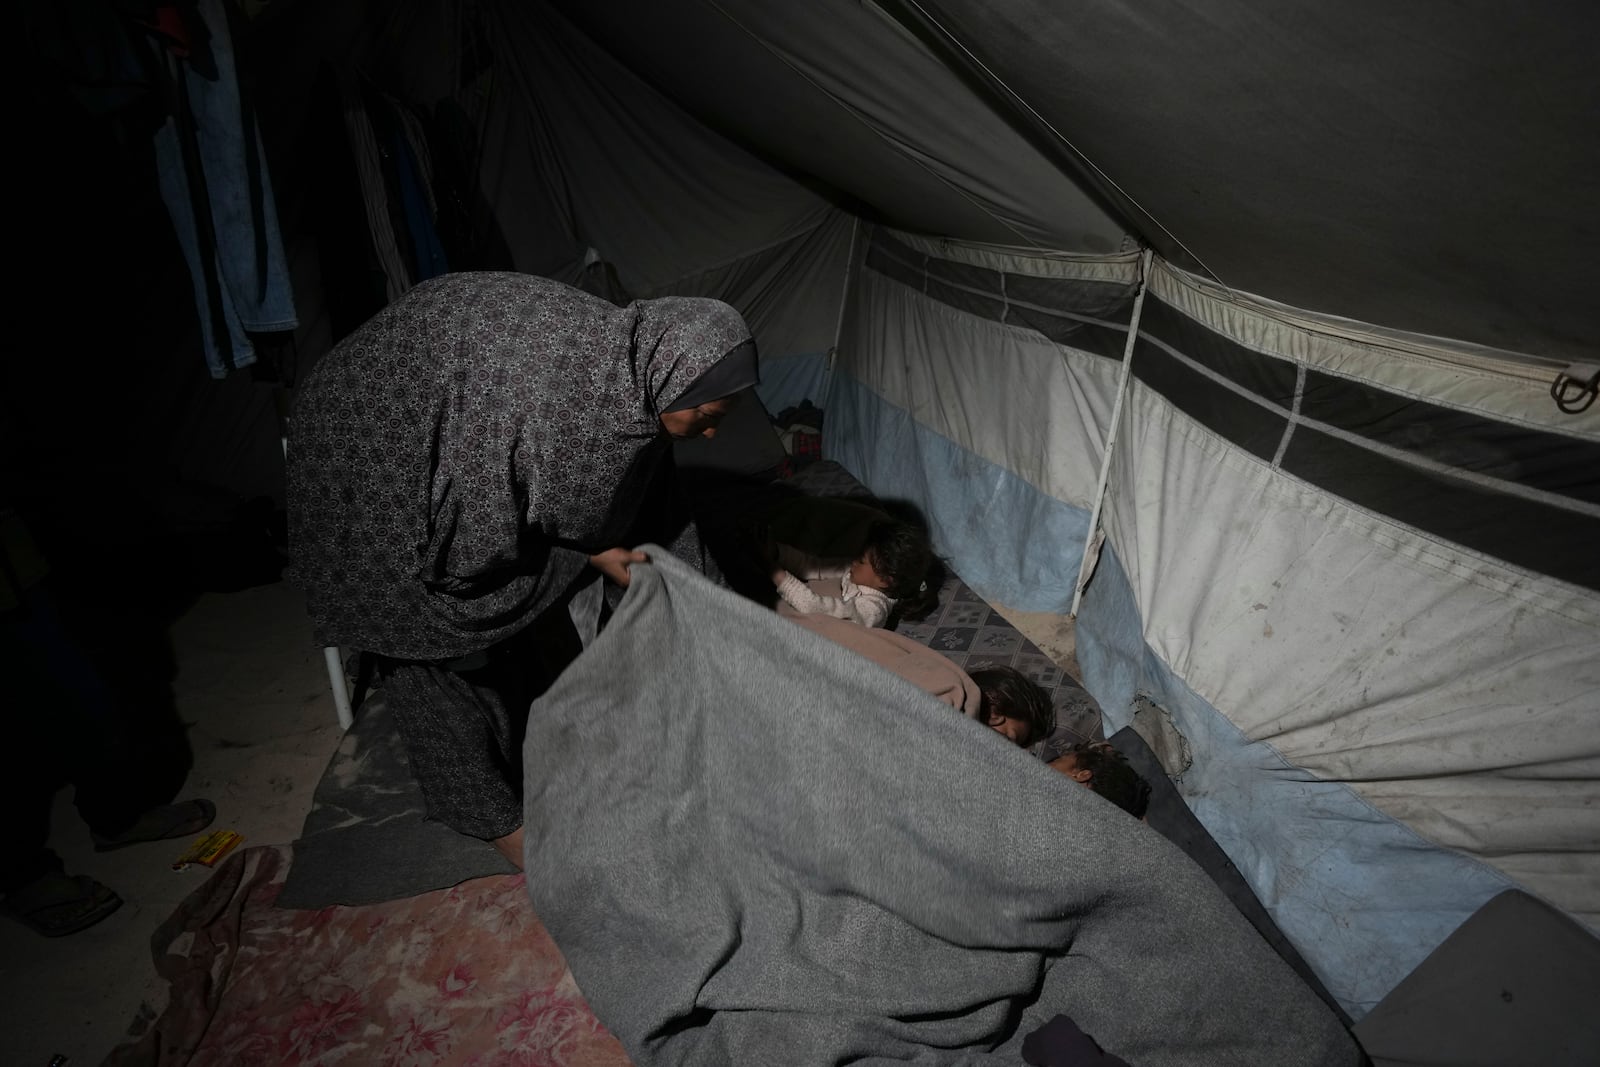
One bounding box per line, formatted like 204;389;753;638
919;580;927;593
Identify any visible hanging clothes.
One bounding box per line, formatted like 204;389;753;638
369;89;450;284
341;80;412;303
304;65;387;341
426;98;516;272
148;0;296;378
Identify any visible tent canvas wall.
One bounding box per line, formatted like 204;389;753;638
831;228;1597;1015
60;0;1595;1033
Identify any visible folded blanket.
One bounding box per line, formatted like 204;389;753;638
521;549;1359;1067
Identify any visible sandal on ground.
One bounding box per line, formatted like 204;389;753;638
90;798;217;853
1;871;123;937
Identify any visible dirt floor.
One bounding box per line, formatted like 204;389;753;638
0;581;342;1067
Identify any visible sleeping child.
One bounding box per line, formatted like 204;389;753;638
769;517;934;629
1049;741;1152;819
967;665;1057;747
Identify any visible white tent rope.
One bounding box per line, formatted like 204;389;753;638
1070;247;1153;618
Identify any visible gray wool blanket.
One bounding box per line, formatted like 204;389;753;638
521;550;1360;1067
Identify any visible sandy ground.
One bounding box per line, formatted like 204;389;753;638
0;581;342;1067
991;603;1081;682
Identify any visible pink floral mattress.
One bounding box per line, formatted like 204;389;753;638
106;846;631;1067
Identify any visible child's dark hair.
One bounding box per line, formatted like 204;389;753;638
1066;741;1153;819
968;665;1056;748
864;519;934;604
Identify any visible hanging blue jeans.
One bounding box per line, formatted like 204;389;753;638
152;0;296;378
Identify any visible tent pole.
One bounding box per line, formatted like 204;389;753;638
1070;248;1153;618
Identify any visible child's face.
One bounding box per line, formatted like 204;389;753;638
849;553;892;592
986;714;1030;745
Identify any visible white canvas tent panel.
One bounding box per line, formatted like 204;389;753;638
828;227;1598;1013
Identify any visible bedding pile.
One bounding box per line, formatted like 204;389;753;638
520;549;1361;1066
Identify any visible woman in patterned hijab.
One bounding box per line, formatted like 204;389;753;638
287;272;757;863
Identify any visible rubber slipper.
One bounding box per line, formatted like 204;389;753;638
1;871;122;937
91;798;217;853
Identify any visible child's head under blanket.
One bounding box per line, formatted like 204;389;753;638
969;665;1056;748
1050;741;1153;819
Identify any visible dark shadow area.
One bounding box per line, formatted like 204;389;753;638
6;10;294;906
681;466;807;608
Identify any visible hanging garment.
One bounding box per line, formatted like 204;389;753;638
342;81;413;302
305;65;387;341
426;98;516;272
373;91;450;284
150;0;296;378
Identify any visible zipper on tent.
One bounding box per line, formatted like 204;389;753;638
1070;247;1154;618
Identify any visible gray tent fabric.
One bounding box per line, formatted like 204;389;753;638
251;0;1598;377
554;0;1598;366
1353;890;1600;1066
552;0;1128;253
520;549;1360;1066
483;0;835;294
843;0;1600;366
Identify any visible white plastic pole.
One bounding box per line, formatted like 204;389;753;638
324;646;354;731
284;425;354;731
1070;248;1154;618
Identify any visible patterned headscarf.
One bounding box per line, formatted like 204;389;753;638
660;340;760;413
636;305;759;417
288;272;754;658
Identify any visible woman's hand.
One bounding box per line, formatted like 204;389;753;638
589;547;648;586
